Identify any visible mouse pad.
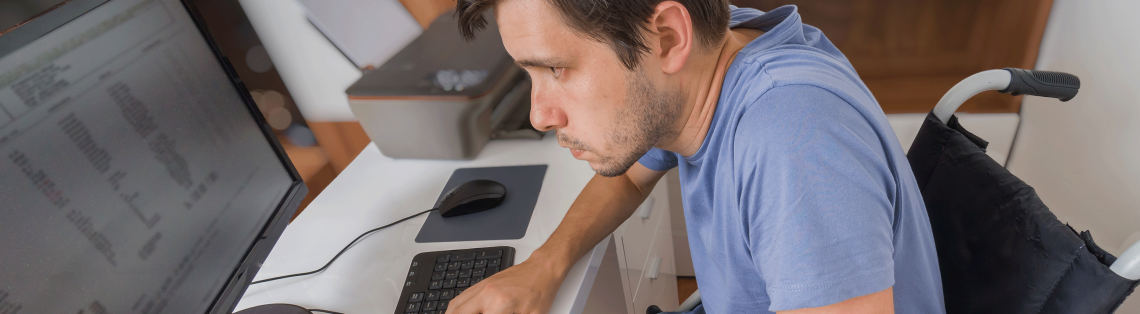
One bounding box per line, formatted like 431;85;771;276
415;165;547;243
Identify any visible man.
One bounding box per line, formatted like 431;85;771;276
447;1;945;313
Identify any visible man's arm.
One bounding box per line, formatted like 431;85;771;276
736;85;901;313
447;163;666;314
778;287;894;314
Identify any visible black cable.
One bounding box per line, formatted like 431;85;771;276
308;309;345;314
251;208;436;285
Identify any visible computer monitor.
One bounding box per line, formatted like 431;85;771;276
0;0;307;313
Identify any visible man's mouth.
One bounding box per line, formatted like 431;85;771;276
569;148;585;159
556;131;591;160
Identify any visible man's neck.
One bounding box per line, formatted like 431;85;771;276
656;29;762;157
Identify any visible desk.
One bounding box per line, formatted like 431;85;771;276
235;135;631;313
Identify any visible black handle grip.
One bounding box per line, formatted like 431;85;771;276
999;68;1080;101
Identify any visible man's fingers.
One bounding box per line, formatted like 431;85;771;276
479;297;517;314
445;287;478;314
447;281;516;314
445;298;478;314
439;262;560;313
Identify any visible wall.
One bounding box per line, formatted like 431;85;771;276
731;0;1054;114
1006;0;1140;311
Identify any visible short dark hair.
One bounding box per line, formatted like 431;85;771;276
457;0;731;70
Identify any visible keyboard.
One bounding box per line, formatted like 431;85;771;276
395;246;516;314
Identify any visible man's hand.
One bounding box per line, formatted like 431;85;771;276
445;256;565;314
445;163;666;314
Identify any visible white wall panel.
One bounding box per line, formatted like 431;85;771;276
1005;0;1140;311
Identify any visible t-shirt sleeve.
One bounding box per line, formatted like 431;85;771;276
637;147;678;171
734;85;896;311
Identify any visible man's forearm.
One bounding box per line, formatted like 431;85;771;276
532;172;658;278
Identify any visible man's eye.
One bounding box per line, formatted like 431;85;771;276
550;67;563;78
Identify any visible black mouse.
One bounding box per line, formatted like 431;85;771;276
437;179;506;217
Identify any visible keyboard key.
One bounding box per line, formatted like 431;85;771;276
454;251;477;261
476;249;502;259
406;248;512;314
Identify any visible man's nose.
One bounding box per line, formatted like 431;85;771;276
529;90;566;132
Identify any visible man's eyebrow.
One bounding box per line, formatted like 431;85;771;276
515;57;567;69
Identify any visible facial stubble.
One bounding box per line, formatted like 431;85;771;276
584;69;683;177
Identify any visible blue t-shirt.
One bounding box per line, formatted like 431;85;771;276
638;6;945;313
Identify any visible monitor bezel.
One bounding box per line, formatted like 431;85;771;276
178;1;310;312
0;0;309;313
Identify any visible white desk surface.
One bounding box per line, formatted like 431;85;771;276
235;135;609;313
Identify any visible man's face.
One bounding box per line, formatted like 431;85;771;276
496;0;683;177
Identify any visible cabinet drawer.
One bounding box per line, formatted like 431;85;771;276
630;206;678;313
617;182;668;271
612;179;674;314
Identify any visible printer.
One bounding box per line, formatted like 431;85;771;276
346;11;540;160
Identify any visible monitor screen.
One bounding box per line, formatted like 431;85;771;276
0;0;298;312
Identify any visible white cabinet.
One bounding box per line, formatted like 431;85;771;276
610;180;679;314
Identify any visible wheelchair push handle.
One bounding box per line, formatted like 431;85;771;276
932;68;1081;123
1000;68;1080;101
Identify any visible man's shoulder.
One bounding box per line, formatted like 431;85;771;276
730;84;855;140
723;50;881;143
727;83;890;169
725;46;869;105
715;46;890;170
730;49;865;97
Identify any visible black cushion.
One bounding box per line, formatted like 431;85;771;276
907;112;1138;314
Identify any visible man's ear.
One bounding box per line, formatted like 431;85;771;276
650;1;694;74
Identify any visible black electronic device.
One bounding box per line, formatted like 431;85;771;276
416;165;547;243
395;247;516;314
0;0;306;313
438;179;507;217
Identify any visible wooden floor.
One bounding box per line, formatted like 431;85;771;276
677;276;699;303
